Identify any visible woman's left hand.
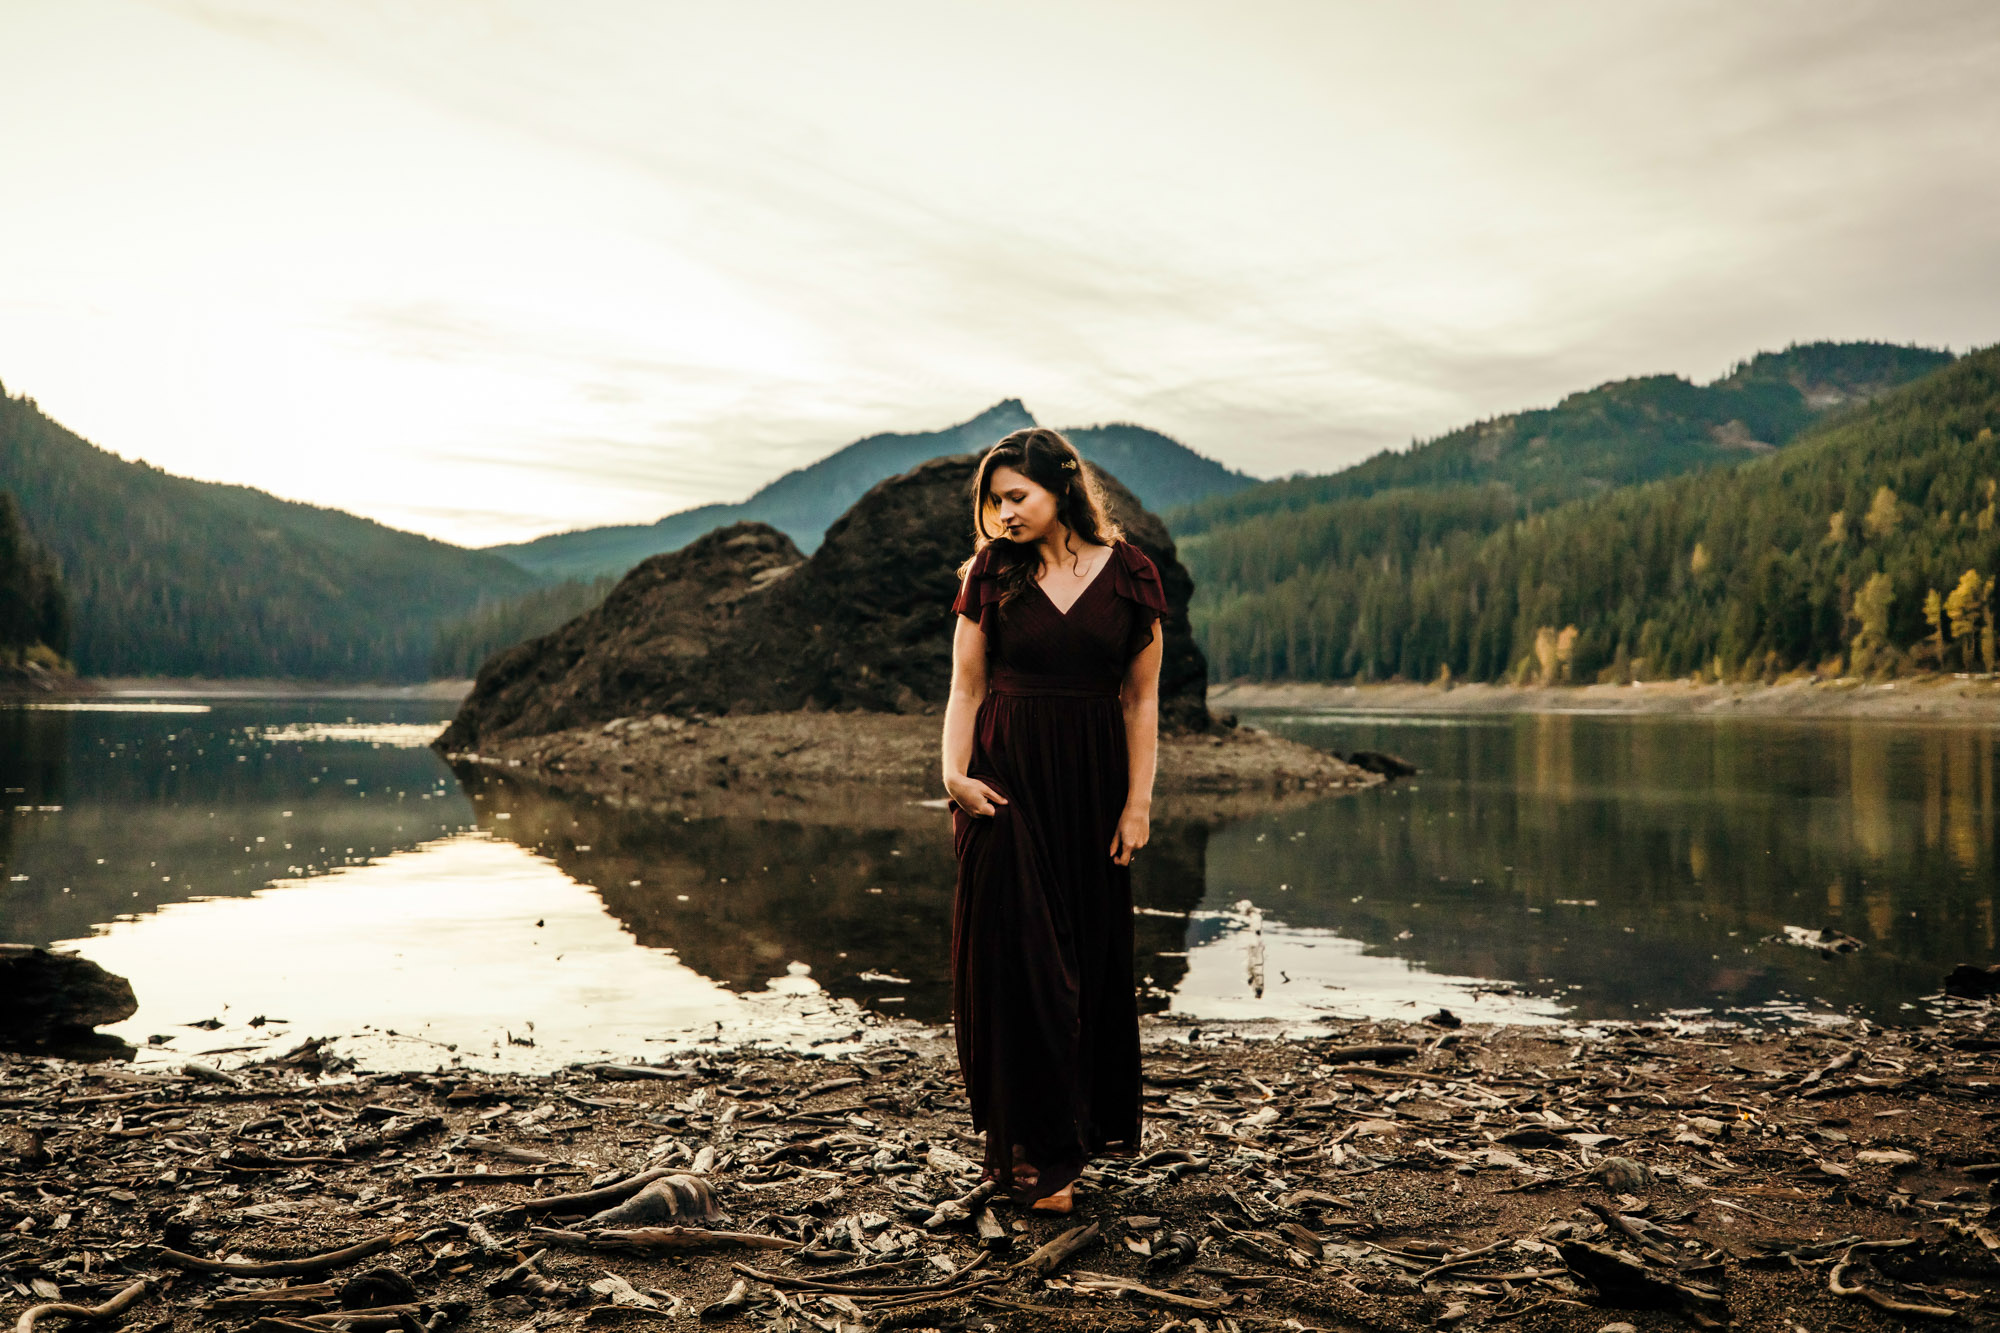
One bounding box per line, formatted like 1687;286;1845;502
1110;804;1149;865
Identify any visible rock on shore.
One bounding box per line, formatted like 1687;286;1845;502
0;945;136;1041
447;709;1375;823
440;454;1213;753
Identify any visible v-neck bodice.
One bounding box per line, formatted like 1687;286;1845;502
952;537;1169;685
1033;545;1116;618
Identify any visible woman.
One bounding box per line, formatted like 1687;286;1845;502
940;426;1168;1214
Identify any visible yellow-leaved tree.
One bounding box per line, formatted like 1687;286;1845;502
1849;572;1895;674
1944;568;1996;671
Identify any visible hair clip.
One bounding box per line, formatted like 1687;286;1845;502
1060;459;1078;470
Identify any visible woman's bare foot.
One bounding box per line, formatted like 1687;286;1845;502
1029;1181;1074;1213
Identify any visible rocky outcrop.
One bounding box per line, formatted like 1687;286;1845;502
0;945;136;1040
442;454;1215;749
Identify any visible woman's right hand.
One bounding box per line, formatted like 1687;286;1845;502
945;774;1010;817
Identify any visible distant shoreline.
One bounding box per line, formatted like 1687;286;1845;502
1210;674;2000;722
71;677;477;702
29;674;2000;721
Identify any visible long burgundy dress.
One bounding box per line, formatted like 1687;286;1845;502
947;536;1169;1204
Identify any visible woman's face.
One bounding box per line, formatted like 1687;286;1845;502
985;464;1060;542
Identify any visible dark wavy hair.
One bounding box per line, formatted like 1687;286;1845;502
958;427;1124;611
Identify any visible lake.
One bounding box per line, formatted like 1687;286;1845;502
1;698;1990;1070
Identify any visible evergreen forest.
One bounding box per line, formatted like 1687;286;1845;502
431;575;617;677
0;386;536;679
0;491;67;668
1186;344;2000;684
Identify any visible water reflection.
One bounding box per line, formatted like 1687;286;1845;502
68;833;890;1073
6;700;1995;1068
1251;711;1997;1021
459;770;1211;1025
0;702;476;945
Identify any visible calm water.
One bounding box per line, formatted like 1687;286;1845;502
0;699;1991;1070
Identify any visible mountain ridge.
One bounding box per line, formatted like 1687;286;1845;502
0;387;536;679
1170;340;1954;540
1194;342;1998;684
488;398;1259;581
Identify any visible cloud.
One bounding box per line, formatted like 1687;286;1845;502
0;0;1991;545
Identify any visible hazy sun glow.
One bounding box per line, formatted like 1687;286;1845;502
2;1;1996;544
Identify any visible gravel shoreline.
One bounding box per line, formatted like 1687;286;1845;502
3;1006;1996;1331
1211;675;2000;723
441;711;1378;824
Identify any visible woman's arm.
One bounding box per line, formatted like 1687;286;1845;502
942;606;1007;814
1112;618;1164;863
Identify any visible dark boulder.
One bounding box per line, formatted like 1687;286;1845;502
1946;963;2000;999
1344;749;1418;778
442;454;1215;748
0;945;137;1039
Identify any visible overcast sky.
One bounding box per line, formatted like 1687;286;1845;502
2;1;1996;547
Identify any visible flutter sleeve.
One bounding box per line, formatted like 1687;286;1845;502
951;544;1005;636
1110;539;1170;659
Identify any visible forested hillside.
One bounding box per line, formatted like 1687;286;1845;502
1198;344;2000;683
1173;341;1952;539
492;400;1259;581
431;574;615;677
0;492;67;667
0;386;536;678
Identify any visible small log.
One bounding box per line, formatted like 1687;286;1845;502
731;1252;990;1297
576;1063;694;1081
412;1167;586;1184
280;1306;421;1329
584;1175;719;1227
207;1284;336;1310
451;1133;554;1164
530;1225;794;1253
517;1167;675;1214
925;1179;994;1228
153;1229;415;1277
1322;1043;1422;1065
1014;1221;1101;1277
489;1248;567;1301
1829;1246;1959;1319
13;1278;150;1333
1069;1270;1234;1311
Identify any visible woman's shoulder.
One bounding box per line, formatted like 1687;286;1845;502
1109;535;1155;569
1107;537;1166;608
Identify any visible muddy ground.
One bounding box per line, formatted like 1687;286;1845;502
442;712;1376;824
4;1006;1997;1332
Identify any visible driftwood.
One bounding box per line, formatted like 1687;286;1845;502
152;1229;415;1277
1828;1240;1961;1319
206;1284;336;1310
583;1174;719;1227
1014;1220;1101;1276
3;1007;1996;1333
731;1252;990;1297
1067;1269;1235;1310
575;1063;695;1081
12;1279;150;1333
515;1166;676;1214
923;1179;994;1228
529;1225;794;1253
1322;1043;1421;1064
